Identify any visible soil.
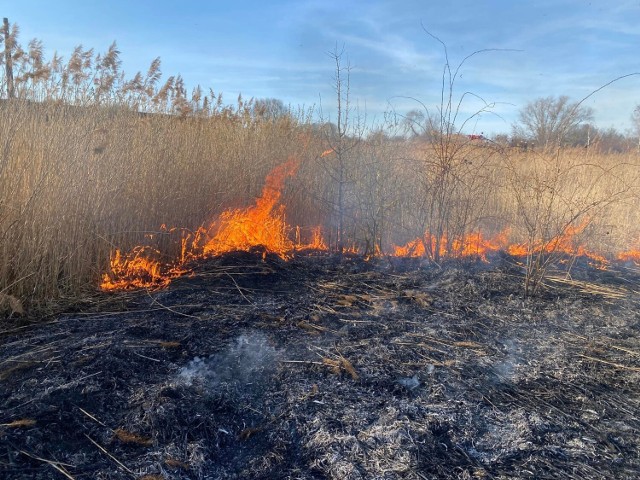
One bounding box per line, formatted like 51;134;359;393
1;251;639;479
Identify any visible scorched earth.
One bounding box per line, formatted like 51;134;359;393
1;251;639;479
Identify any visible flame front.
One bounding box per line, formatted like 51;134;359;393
392;222;608;268
393;231;506;261
101;159;328;291
101;157;633;292
505;221;608;269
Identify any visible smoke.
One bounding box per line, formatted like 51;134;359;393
178;332;280;398
493;339;522;381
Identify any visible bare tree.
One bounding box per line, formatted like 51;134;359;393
319;46;364;252
632;105;640;150
252;97;288;121
512;95;593;148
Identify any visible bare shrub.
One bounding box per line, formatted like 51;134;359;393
502;147;637;296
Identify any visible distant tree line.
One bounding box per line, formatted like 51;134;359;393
403;95;639;153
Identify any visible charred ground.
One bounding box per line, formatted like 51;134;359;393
1;252;639;479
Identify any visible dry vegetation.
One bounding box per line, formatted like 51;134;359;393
1;25;640;311
1;22;640;480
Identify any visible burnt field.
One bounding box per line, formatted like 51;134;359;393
1;252;639;479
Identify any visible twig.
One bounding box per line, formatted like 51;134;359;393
84;433;135;477
566;332;640;357
77;406;107;427
19;449;76;480
224;272;255;306
281;360;325;366
0;271;37;294
145;290;201;319
579;354;640;372
133;351;161;362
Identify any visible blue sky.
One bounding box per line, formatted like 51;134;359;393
4;0;640;135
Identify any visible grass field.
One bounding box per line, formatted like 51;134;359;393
1;30;639;311
1;97;639;310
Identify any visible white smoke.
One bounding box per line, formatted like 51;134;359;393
178;332;280;396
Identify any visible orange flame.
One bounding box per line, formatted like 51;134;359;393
295;226;328;251
393;231;507;261
320;149;334;158
392;223;608;269
617;249;640;264
393;238;426;258
505;221;608;269
100;247;186;291
102;153;635;292
202;159;299;258
101;159;329;291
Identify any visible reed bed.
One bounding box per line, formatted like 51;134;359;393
1;27;639;311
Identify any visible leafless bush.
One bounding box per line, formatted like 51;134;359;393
502;147;636;296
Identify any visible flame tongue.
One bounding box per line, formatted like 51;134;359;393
202;159;299;258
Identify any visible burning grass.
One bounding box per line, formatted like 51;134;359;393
0;22;639;310
100;158;329;291
100;158;631;293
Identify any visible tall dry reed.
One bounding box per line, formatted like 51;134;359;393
1;23;639;311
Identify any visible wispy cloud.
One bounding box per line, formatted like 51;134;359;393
4;0;640;134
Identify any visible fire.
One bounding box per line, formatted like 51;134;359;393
101;155;632;293
100;247;185;291
617;249;640;264
320;149;334;158
454;231;508;259
505;221;608;269
393;238;426;258
295;226;328;251
202;159;298;258
101;159;329;291
393;231;507;261
392;222;608;268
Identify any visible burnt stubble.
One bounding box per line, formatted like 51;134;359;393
1;252;639;479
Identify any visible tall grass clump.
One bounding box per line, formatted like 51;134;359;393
0;26;314;311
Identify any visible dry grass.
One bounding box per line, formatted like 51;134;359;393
0;100;314;308
1;25;640;311
2;98;639;310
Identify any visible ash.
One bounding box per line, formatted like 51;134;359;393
1;251;639;479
